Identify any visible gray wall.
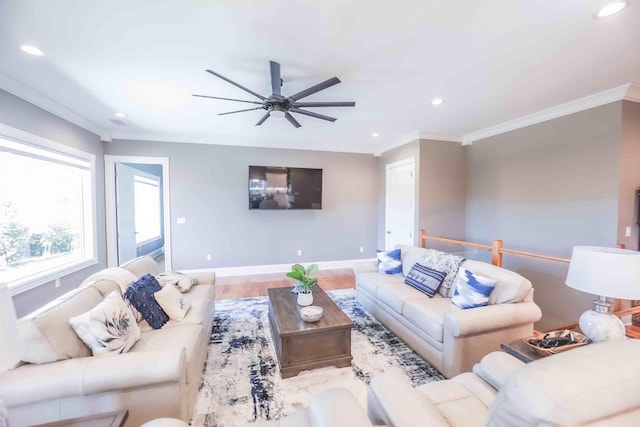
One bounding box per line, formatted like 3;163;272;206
105;140;379;269
617;101;640;251
0;89;106;317
465;101;623;330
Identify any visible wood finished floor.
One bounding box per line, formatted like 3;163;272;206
214;268;355;300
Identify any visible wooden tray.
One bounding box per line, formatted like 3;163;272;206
523;330;590;357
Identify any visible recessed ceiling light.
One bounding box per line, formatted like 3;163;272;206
372;133;380;137
595;1;629;18
20;45;45;56
432;98;444;105
114;112;127;118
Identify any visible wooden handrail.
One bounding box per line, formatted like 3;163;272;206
498;247;569;264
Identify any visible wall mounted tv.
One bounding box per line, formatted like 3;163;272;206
249;166;322;210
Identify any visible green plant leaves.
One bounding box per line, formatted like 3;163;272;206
287;263;319;293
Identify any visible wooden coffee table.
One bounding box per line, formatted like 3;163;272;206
33;410;128;427
267;286;353;378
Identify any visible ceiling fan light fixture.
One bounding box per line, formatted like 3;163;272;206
595;1;629;18
20;45;45;56
270;105;287;118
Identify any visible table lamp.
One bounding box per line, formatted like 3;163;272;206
566;246;640;342
0;283;21;373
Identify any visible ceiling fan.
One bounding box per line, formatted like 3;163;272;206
193;61;355;128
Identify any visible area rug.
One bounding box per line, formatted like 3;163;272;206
190;289;444;427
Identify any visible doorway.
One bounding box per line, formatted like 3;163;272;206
385;157;416;250
105;155;171;270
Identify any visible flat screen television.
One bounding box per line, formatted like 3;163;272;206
249;166;322;210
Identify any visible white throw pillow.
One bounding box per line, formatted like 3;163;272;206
69;291;141;356
154;284;191;321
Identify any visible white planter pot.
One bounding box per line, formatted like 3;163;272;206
297;292;313;306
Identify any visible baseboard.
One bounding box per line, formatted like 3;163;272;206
181;258;375;279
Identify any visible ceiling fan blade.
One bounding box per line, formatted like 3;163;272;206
285;112;301;128
192;94;263;105
290;108;337;122
270;61;281;96
256;112;270;126
287;77;341;102
206;69;266;100
218;107;264;116
292;101;355;108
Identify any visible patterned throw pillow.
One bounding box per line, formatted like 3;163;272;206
404;263;446;297
452;268;498;309
420;249;466;297
124;274;169;329
69;291;141;356
377;249;402;274
154;284;191;321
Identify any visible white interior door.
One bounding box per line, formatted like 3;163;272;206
115;163;138;264
385;158;416;250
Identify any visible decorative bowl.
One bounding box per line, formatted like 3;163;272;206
523;330;591;357
300;305;324;323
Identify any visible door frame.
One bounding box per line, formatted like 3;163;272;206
105;155;172;270
385;157;416;249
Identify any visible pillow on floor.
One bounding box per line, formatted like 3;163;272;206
420;249;466;297
69;291;141;356
404;263;446;297
154;284;191;321
124;274;169;329
452;268;497;309
377;249;402;274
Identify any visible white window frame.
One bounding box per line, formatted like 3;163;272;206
0;123;98;296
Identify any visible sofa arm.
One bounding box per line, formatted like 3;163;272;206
83;347;186;394
472;351;525;391
307;388;372;427
444;302;542;337
191;270;216;286
368;374;449;427
353;260;378;279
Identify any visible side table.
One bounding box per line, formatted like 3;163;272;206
500;339;545;363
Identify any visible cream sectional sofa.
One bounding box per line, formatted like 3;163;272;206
355;245;542;378
0;256;215;427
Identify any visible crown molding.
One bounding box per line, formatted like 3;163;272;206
462;83;638;145
0;71;106;137
375;130;461;156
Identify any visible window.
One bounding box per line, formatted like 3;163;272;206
133;174;161;244
0;129;97;293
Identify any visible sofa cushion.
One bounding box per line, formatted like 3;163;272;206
357;272;401;296
120;255;161;278
402;296;453;342
376;280;428;315
154;284;191;321
18;287;103;364
124;274;169;329
452;268;497;309
462;260;532;304
79;267;138;295
404;263;446;297
377;249;402;274
69;291;141;356
420;249;466;298
132;324;202;360
397;244;429;277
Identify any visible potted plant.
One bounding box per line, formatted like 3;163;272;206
287;263;318;306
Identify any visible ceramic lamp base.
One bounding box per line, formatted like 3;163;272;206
579;309;626;343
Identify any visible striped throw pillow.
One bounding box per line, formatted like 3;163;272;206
404;263;446;297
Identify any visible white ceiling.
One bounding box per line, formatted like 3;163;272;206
0;0;639;154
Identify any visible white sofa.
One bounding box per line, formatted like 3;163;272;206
0;256;215;427
355;245;542;378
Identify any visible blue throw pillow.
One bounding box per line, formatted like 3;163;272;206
452;268;497;309
376;249;402;274
404;263;446;297
124;274;169;329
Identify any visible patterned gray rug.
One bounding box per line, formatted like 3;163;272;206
190;289;444;427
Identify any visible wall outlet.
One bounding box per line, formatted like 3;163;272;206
55;278;61;288
626;226;632;237
359;246;364;253
177;217;186;224
297;249;302;256
206;254;212;261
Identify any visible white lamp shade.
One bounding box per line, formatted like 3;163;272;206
0;284;21;372
566;246;640;300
